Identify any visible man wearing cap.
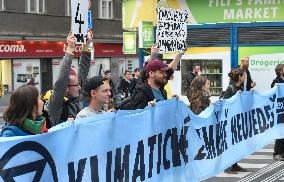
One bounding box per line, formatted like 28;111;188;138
47;33;92;126
120;59;168;110
76;76;112;119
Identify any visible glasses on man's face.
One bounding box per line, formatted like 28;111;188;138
68;84;80;87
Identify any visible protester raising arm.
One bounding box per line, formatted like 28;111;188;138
150;44;184;70
48;34;76;126
78;31;92;94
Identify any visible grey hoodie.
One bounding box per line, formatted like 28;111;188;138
48;51;91;126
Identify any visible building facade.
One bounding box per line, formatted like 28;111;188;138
0;0;138;96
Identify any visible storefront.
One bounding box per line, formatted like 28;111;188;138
0;41;138;95
123;0;284;104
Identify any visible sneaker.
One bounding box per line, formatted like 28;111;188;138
224;167;238;174
273;154;284;161
232;163;248;172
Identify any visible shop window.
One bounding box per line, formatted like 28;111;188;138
26;0;45;13
99;0;113;19
65;0;71;16
0;60;12;95
0;0;5;11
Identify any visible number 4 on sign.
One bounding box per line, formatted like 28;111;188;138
75;3;84;33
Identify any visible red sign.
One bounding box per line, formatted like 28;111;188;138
0;41;126;58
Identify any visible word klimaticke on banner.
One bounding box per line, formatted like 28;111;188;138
156;8;189;53
71;0;88;44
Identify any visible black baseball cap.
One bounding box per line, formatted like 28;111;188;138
84;76;105;94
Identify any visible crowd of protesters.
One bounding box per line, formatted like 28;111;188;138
0;33;283;173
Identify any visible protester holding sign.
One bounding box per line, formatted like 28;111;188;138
76;76;112;119
188;76;211;115
1;85;48;137
47;33;92;126
271;64;284;161
223;68;248;174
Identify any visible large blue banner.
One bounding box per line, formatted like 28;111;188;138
1;85;284;182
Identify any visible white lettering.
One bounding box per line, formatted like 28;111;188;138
254;8;262;18
255;0;263;4
245;8;253;19
236;0;242;6
63;44;82;53
248;0;254;5
271;7;278;17
263;7;270;18
209;0;215;7
0;44;25;53
224;9;234;19
236;9;244;19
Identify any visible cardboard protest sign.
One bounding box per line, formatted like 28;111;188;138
71;0;88;44
156;8;189;53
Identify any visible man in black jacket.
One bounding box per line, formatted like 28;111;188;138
240;56;256;91
120;59;168;110
129;68;141;96
186;63;201;94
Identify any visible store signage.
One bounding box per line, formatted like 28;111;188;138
123;32;137;54
123;0;284;29
0;41;126;58
138;21;154;48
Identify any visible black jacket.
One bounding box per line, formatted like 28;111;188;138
223;82;243;99
240;69;253;91
129;77;138;96
118;79;130;98
271;76;284;88
120;82;167;110
187;72;197;88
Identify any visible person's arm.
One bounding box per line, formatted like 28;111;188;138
150;44;183;70
48;34;75;126
78;45;91;94
168;53;183;70
271;79;277;88
78;32;92;94
121;91;147;110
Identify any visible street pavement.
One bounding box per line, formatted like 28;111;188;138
206;143;284;182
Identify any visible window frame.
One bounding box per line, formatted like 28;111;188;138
66;0;71;16
0;0;5;11
26;0;45;14
99;0;113;19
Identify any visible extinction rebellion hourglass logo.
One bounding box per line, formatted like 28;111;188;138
0;141;58;181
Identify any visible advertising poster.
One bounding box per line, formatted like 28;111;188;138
13;59;41;91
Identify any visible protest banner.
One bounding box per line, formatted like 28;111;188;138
71;0;88;44
156;8;189;53
1;85;284;181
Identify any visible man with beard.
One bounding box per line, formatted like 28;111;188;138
240;56;256;91
120;59;168;110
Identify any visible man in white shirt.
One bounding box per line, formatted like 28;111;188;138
76;76;112;119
